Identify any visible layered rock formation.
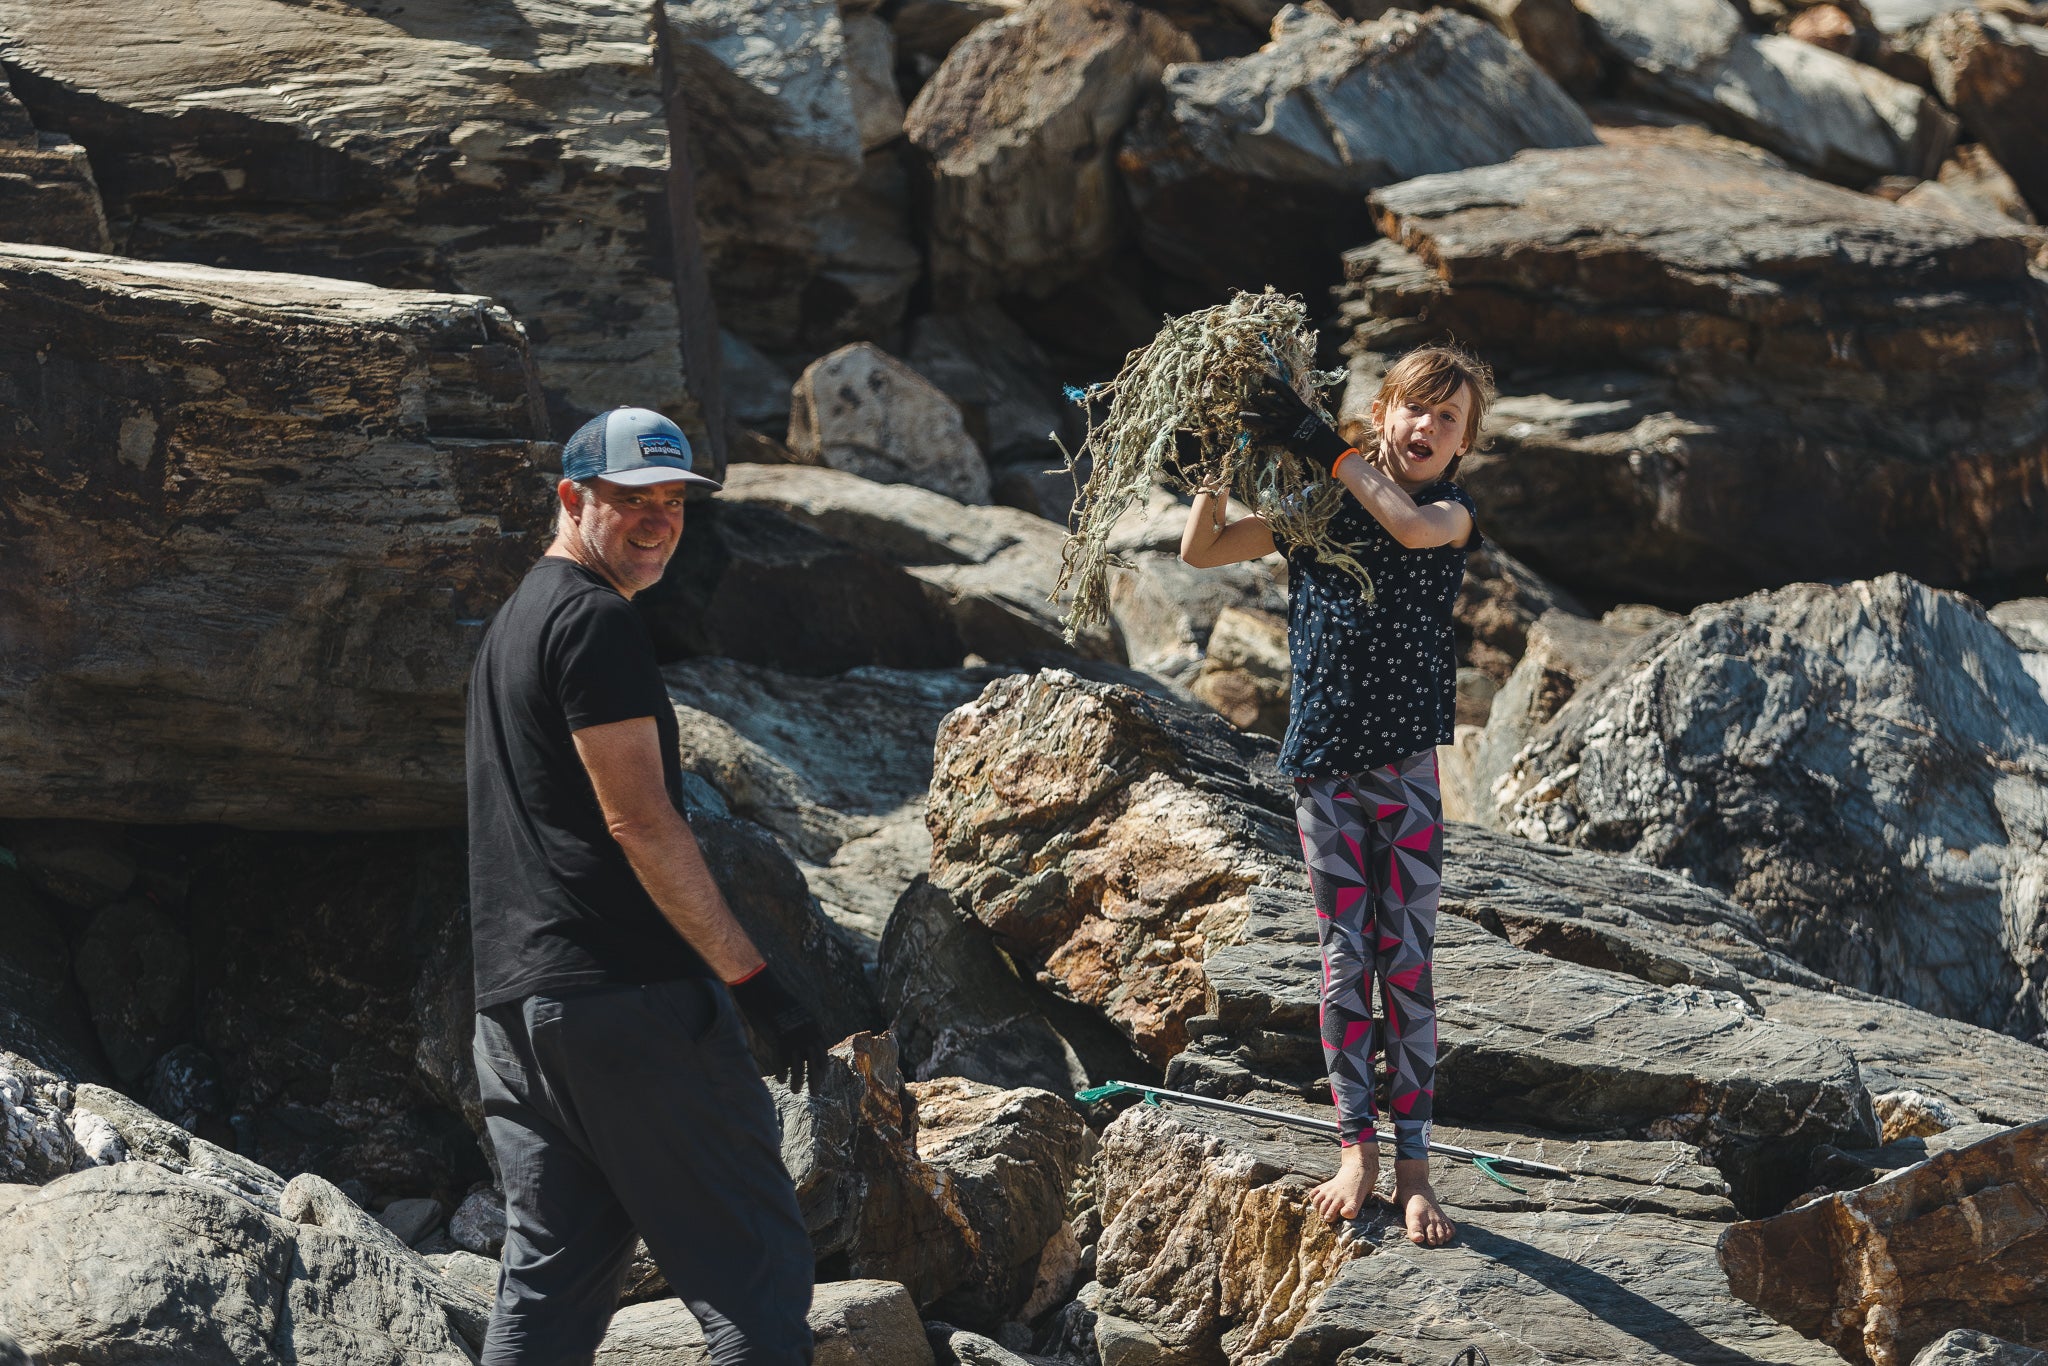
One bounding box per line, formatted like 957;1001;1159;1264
1493;575;2048;1039
0;246;551;829
0;0;721;445
1721;1120;2048;1366
1119;5;1596;299
1339;130;2048;602
0;75;108;251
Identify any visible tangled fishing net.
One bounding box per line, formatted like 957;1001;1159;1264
1052;290;1370;643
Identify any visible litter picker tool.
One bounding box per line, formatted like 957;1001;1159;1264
1074;1080;1576;1194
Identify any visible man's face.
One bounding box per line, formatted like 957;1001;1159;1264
562;477;686;597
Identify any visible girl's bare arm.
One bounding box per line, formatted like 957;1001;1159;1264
1332;453;1474;549
1181;489;1278;567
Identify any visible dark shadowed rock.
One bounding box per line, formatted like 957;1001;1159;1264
1923;9;2048;219
1721;1119;2048;1366
0;867;101;1082
0;245;552;829
927;671;1304;1066
1576;0;1955;183
1119;6;1595;300
905;306;1071;466
1494;576;2048;1039
0;0;721;444
72;898;192;1082
905;0;1196;303
1339;132;2048;603
1452;542;1589;683
1460;0;1600;92
0;74;107;250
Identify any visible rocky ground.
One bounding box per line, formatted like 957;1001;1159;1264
2;0;2047;1364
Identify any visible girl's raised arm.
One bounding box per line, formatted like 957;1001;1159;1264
1181;488;1278;568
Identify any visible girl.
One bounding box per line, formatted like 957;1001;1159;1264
1179;344;1490;1248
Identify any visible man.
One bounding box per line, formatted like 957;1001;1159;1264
466;406;825;1365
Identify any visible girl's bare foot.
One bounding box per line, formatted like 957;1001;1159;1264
1309;1142;1379;1222
1392;1158;1456;1246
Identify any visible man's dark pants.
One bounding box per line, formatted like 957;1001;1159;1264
473;977;814;1365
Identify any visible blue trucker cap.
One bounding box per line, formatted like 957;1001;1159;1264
562;407;721;490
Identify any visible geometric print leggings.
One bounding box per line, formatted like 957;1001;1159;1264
1291;750;1442;1161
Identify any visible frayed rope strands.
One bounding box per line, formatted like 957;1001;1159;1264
1051;289;1373;643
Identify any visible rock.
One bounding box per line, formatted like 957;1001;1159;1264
1494;576;2048;1038
895;0;1027;68
723;330;798;433
1991;597;2048;704
1118;7;1596;299
3;819;136;912
378;1196;445;1248
789;343;994;503
0;1162;484;1363
848;15;909;151
1576;0;1956;183
425;1247;501;1303
0;73;108;251
1339;132;2048;603
927;1324;1052;1366
1453;542;1589;683
1940;143;2042;226
1913;1331;2048;1366
0;246;552;829
1467;606;1678;818
71;897;192;1082
0;0;722;445
718;464;1119;663
1100;491;1290;687
905;306;1070;465
808;149;924;349
68;1082;288;1213
909;1076;1096;1326
1461;0;1602;92
1721;1119;2048;1366
145;1044;232;1139
1187;883;1877;1212
448;1188;506;1258
927;671;1305;1066
906;0;1197;303
640;498;971;675
598;1278;936;1366
1923;10;2048;218
880;876;1153;1096
1873;1088;1974;1142
1189;607;1290;738
0;1050;86;1185
0;867;100;1082
664;657;991;945
1899;166;2048;263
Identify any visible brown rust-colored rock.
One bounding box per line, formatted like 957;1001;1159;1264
905;0;1196;303
926;671;1303;1065
1341;131;2048;603
1719;1119;2048;1366
1923;10;2048;220
0;245;551;829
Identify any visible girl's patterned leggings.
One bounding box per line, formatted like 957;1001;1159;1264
1291;750;1442;1161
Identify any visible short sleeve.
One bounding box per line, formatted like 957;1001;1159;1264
1440;482;1483;554
549;590;668;733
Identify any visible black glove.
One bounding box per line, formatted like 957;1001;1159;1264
730;967;828;1093
1241;373;1355;474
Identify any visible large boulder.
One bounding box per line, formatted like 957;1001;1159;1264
1492;576;2048;1039
1118;6;1596;299
0;1162;485;1364
905;0;1196;303
788;343;994;504
1720;1119;2048;1366
0;74;107;251
0;245;551;829
1576;0;1956;183
1338;130;2048;603
1923;10;2048;219
926;671;1304;1066
0;0;722;444
599;1279;936;1366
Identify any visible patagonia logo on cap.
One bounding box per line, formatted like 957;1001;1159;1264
636;433;685;461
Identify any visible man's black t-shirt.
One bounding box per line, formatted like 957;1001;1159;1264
466;556;710;1008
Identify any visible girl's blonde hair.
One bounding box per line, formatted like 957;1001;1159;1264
1375;343;1494;482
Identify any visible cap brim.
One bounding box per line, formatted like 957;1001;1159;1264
596;466;722;490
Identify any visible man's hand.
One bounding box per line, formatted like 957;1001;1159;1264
730;967;828;1093
1241;373;1354;474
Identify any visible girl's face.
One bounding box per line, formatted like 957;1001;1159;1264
1371;381;1474;490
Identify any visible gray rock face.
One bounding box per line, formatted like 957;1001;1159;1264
0;0;720;443
905;306;1070;466
1119;6;1596;299
598;1279;937;1366
789;343;994;504
0;1162;484;1364
905;0;1197;303
0;1050;91;1185
1494;575;2048;1039
1913;1331;2048;1366
0;75;108;251
1577;0;1956;183
0;245;552;830
68;1083;288;1214
1340;130;2048;603
1923;9;2048;219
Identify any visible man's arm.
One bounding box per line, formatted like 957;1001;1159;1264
571;714;765;982
1332;452;1474;549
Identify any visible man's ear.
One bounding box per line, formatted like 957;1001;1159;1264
557;478;582;520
